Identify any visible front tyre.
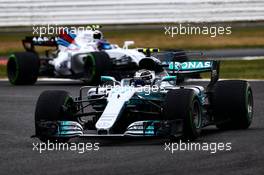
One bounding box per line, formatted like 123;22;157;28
35;90;77;142
212;80;253;129
7;52;39;85
83;52;112;85
163;89;202;140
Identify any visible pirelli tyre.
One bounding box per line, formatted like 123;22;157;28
7;52;39;85
83;51;112;85
163;89;202;140
35;90;77;142
211;80;253;129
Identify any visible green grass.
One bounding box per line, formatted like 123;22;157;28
219;59;264;79
103;27;264;50
0;65;6;78
0;25;264;56
200;59;264;79
1;59;264;79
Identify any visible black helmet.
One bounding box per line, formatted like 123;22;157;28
134;69;154;86
93;30;103;40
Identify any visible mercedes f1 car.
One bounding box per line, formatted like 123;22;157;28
7;26;187;85
33;59;254;142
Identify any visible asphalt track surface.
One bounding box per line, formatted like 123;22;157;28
1;48;264;64
0;80;264;175
201;48;264;58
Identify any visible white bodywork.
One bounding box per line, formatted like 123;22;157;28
87;79;205;133
48;29;152;76
95;86;136;131
49;30;99;75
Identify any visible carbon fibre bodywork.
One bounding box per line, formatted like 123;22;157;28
34;60;221;140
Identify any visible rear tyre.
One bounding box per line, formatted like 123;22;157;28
163;89;202;140
35;90;76;142
211;80;253;129
83;52;112;85
7;52;39;85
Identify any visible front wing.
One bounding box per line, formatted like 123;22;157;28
34;120;184;139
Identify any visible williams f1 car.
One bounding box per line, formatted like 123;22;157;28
33;60;253;142
7;26;187;85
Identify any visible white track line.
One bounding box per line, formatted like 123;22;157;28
0;78;81;82
1;78;264;82
241;56;264;60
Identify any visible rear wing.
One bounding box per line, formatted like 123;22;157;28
22;36;58;52
164;60;220;88
166;60;215;73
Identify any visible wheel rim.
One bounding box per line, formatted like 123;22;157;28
247;90;253;121
192;101;201;129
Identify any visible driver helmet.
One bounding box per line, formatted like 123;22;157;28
97;40;112;50
93;30;103;41
134;69;155;86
